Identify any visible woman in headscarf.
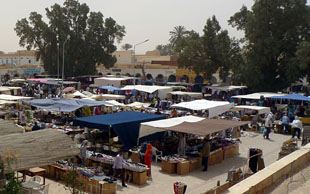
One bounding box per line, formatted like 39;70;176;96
144;143;152;177
80;140;88;166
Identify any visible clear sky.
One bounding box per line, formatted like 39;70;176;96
0;0;256;54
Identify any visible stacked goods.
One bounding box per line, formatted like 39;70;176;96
278;138;298;159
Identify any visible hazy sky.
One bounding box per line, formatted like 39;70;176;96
0;0;256;54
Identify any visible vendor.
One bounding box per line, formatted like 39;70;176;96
113;151;127;187
144;143;152;178
200;137;210;172
80;140;88;166
139;142;147;163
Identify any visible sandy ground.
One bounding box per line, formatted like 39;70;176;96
43;131;291;194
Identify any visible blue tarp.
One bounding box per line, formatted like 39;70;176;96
27;98;111;112
98;86;121;91
73;111;165;150
269;94;310;101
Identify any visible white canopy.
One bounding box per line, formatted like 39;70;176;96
171;99;234;118
139;115;205;139
169;91;203;98
121;85;173;99
232;105;271;115
232;92;285;100
0;94;32;101
106;100;125;106
94;76;134;87
126;102;151;108
64;91;87;99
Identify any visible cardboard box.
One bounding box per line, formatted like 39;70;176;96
161;160;177;174
177;161;190;175
132;171;148;185
100;182;116;194
209;149;223;166
189;158;201;172
131;151;140;163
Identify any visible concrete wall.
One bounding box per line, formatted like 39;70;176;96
0;50;41;66
227;143;310;194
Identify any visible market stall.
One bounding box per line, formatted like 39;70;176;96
168;91;203;100
139;117;249;174
232;105;271;115
121;85;173;99
171;99;234;118
73;111;166;151
94;76;134;87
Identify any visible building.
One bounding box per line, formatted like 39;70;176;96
0;50;41;66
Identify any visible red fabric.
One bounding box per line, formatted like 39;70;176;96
144;144;152;176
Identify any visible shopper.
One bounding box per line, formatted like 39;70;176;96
144;143;153;178
80;140;88;167
292;116;303;139
200;138;210;172
113;151;127;187
32;122;41;131
264;112;273;140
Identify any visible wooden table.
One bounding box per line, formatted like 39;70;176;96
19;167;46;185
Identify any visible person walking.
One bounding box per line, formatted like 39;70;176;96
80;140;88;167
281;113;290;134
200;138;210;172
113;151;127;187
264;112;273;139
292;116;303;139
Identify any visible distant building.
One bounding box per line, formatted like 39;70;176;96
0;50;41;66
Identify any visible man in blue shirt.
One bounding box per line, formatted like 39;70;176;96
32;122;41;131
281;113;290;134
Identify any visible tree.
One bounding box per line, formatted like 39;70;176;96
296;41;310;82
155;44;174;56
15;0;125;77
229;0;310;92
175;16;243;83
122;43;132;50
169;25;188;48
0;51;4;54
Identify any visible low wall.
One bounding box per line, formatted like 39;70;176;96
228;143;310;194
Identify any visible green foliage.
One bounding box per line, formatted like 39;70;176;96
296;41;310;82
122;43;132;51
15;0;125;77
64;169;84;194
155;44;174;56
229;0;310;92
169;26;188;48
174;16;243;83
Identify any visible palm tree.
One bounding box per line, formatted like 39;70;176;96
169;26;187;47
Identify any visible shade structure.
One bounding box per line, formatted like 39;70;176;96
94;77;133;87
171;99;234;118
163;119;249;136
126;102;151;108
64;91;87;99
232;105;271;115
0;129;79;173
169;91;203;98
232;92;285;100
0;120;24;136
27;98;111;112
0;94;32;101
139;115;205;139
73;111;165;150
121;85;173;99
269;94;310;101
98;86;121;91
106;100;126;106
98;94;126;100
206;85;247;91
63;87;75;93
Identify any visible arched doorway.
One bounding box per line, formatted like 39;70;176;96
135;73;141;78
125;73;131;77
107;73;111;75
168;75;176;82
195;75;204;84
146;74;153;80
156;74;164;82
180;75;189;83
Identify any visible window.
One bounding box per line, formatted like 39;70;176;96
29;60;31;64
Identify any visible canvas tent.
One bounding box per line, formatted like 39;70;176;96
126;102;151;108
206;85;247;92
94;77;133;87
139;116;205;139
73;111;165;150
121;85;173;99
232;92;285;100
169;91;203;99
98;86;121;91
171;99;234;118
27;98;111;112
98;94;126;100
140;117;248;139
64;91;87;99
0;94;32;101
0;129;79;172
232;105;271;115
0;120;24;136
269;94;310;101
106;100;126;106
